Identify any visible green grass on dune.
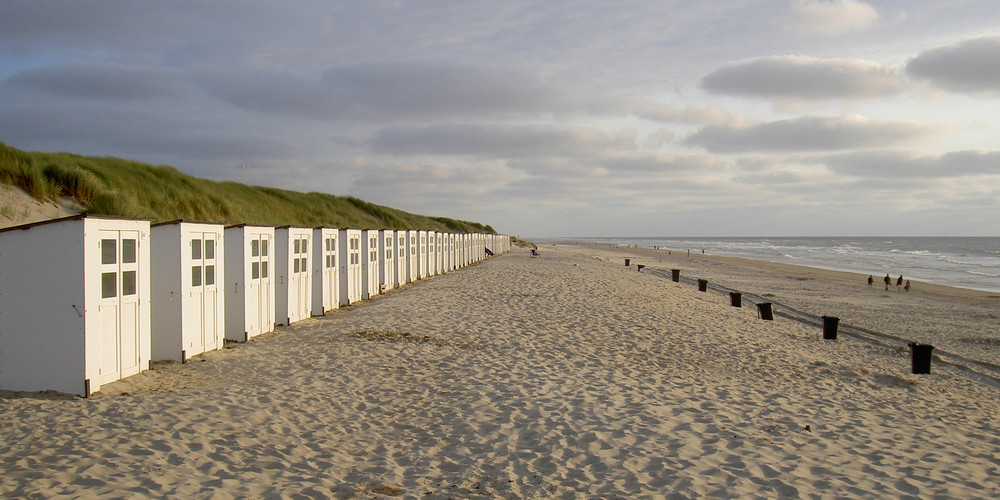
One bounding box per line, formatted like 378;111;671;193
0;142;495;233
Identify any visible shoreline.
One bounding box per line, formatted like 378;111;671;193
539;237;1000;295
539;238;1000;299
538;239;1000;369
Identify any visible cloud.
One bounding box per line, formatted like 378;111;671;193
685;115;942;153
201;62;609;122
701;56;906;100
819;149;1000;178
779;0;878;36
906;35;1000;93
635;103;751;127
0;103;292;163
5;64;184;100
368;123;637;158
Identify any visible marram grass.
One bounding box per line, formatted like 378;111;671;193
0;142;495;233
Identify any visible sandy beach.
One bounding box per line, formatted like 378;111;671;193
2;244;999;498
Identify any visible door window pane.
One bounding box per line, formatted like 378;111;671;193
294;258;300;273
102;272;116;298
192;266;202;286
122;239;136;263
300;258;308;273
261;240;268;256
252;262;260;279
251;239;260;257
122;271;137;296
261;261;269;278
192;239;202;260
205;240;215;260
102;239;116;264
205;265;215;285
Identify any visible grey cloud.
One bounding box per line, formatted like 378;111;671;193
0;103;292;163
685;115;941;153
906;35;1000;93
701;56;906;100
5;64;184;100
635;103;748;126
369;123;637;158
778;0;879;36
201;62;601;122
820;149;1000;178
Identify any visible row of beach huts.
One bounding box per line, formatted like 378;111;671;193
0;215;512;396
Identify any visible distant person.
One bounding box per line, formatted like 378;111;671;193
530;249;540;258
867;275;874;289
884;274;891;291
904;280;911;292
896;275;904;291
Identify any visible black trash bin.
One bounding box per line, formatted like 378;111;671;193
822;316;839;340
909;343;934;374
637;264;645;272
730;292;742;307
671;269;680;282
757;302;774;320
698;279;708;292
625;258;630;266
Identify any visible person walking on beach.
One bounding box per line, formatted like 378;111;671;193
905;279;911;292
896;274;904;291
884;274;891;291
867;275;874;289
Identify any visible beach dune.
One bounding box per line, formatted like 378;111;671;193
2;245;998;498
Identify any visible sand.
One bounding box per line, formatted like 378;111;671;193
2;245;999;498
0;185;80;230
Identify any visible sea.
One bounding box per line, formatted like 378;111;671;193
563;237;1000;294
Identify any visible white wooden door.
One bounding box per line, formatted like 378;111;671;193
190;233;219;352
323;236;338;311
397;234;406;285
247;234;272;336
290;236;309;321
349;234;361;302
98;230;141;385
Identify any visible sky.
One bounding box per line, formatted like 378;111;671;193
2;1;999;237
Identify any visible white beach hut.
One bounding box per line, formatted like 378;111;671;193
150;220;225;363
436;232;445;274
463;234;471;267
312;227;339;316
361;230;380;299
378;229;396;291
275;226;313;326
406;230;418;283
449;233;457;270
0;215;151;396
224;224;275;342
427;231;438;276
339;229;362;305
417;230;429;279
395;230;408;286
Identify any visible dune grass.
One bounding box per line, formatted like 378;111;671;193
1;142;495;233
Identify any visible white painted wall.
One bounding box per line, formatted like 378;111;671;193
311;227;339;316
339;229;362;305
0;215;151;396
275;227;313;325
223;225;275;342
151;221;225;362
361;230;380;299
406;230;418;283
378;230;396;291
395;230;408;286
